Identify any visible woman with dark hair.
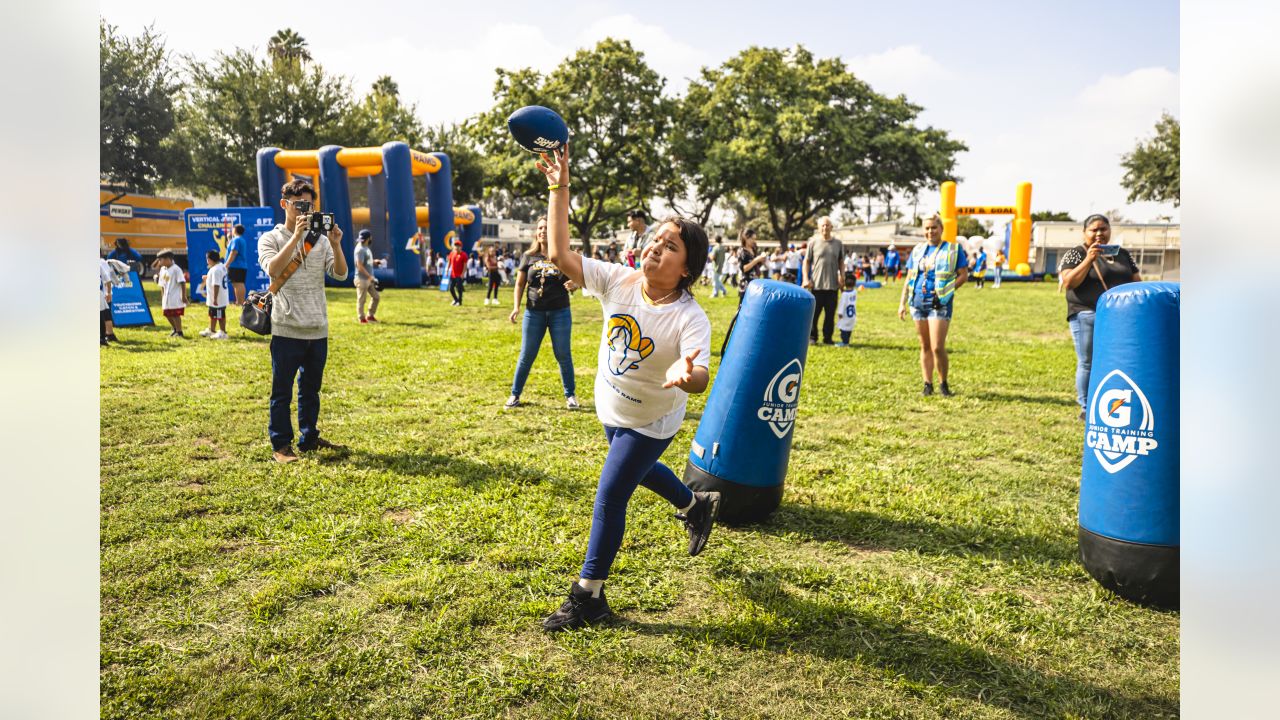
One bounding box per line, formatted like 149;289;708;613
505;217;578;410
1057;214;1142;419
735;228;769;304
535;145;721;632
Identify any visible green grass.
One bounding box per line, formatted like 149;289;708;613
101;280;1178;719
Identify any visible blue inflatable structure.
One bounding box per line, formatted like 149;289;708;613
684;280;815;523
1078;281;1179;609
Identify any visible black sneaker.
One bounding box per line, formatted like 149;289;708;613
939;383;954;397
922;383;934;396
542;583;612;632
675;491;721;557
1079;408;1087;421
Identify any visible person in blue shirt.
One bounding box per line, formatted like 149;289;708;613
223;224;250;306
970;246;988;289
107;238;143;274
884;244;900;284
898;215;969;396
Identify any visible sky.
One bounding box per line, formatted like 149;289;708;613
100;0;1180;223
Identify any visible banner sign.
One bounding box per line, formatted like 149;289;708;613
109;270;155;327
956;206;1018;215
183;207;276;303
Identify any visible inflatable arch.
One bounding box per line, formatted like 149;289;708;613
256;142;481;288
939;180;1033;276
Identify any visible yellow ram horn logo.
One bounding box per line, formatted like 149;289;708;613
607;314;653;376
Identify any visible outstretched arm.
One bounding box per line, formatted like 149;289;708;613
537;146;585;288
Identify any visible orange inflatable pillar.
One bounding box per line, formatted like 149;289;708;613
1011;182;1032;272
939;181;958;242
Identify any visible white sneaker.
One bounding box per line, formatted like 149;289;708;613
566;396;580;410
504;395;521;409
213;331;229;340
199;328;213;337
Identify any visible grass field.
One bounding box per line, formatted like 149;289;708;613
100;278;1179;719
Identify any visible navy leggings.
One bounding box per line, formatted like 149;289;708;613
580;426;695;580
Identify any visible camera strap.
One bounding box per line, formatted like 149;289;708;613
264;233;317;296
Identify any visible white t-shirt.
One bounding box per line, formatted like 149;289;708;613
581;257;712;439
785;250;801;270
205;263;229;308
158;264;186;310
99;259;113;311
837;289;858;331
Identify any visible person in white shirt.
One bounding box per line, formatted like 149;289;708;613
200;250;229;339
99;258;115;346
534;145;721;632
836;272;859;347
784;244;802;283
152;249;187;338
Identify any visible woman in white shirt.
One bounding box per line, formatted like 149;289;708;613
535;145;721;632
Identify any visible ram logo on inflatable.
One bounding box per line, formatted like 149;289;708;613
606;314;654;376
1086;369;1158;474
759;358;803;439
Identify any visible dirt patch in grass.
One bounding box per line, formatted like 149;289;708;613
383;509;417;525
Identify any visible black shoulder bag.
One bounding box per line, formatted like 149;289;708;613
240;234;315;335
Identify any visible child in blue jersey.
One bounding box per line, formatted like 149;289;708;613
535;144;721;632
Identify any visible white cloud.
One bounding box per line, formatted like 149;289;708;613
573;14;713;92
845;44;953;98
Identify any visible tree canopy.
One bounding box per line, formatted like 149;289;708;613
469;39;671;252
1120;112;1179;207
100;20;184;193
673;46;966;243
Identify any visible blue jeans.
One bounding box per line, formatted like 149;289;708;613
1068;310;1096;409
511;307;576;397
581;426;695;580
269;336;328;450
712;271;726;296
910;299;954;321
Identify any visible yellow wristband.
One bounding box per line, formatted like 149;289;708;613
548;184;570;191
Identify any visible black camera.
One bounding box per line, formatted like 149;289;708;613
309;212;335;235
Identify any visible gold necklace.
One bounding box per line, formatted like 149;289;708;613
642;283;679;306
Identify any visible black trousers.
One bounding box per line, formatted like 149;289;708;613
811;289;837;343
449;277;464;303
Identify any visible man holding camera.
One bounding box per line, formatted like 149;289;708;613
257;179;349;463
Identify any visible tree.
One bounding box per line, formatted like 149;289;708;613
1120;112;1179;207
1031;210;1075;221
423;123;484;204
171;48;361;202
267;28;311;65
955;216;990;238
345;76;426;149
661;91;727;225
676;46;965;243
100;20;184;192
469;39;672;254
371;75;399;97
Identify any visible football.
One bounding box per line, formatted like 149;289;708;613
506;105;570;154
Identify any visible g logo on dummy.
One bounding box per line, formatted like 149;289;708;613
684;280;816;524
1078;281;1179;610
